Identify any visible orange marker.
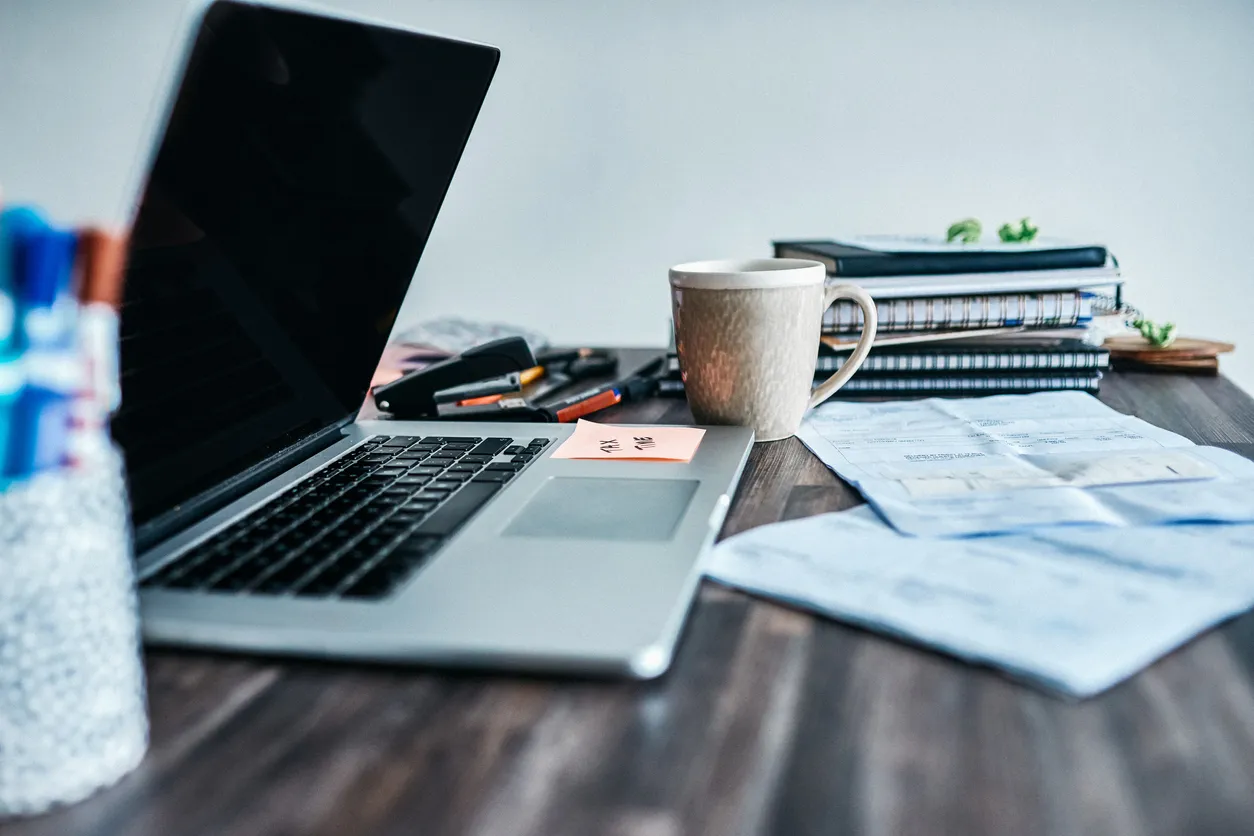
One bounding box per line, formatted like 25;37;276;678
554;388;622;422
74;229;128;412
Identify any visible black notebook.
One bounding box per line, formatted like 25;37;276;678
774;239;1109;278
817;338;1110;376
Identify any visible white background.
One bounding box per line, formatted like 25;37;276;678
2;0;1252;390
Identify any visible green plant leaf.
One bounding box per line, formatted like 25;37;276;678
1132;318;1178;348
946;218;982;244
998;217;1040;243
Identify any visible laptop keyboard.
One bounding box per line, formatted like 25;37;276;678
140;435;551;600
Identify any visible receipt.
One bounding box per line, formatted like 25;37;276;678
898;450;1219;498
797;392;1254;536
705;505;1254;698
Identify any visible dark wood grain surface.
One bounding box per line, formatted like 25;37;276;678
10;365;1254;836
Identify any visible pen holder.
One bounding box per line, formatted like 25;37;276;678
0;446;148;817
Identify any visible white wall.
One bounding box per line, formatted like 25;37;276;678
3;0;1253;389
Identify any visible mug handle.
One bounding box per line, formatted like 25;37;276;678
807;284;878;409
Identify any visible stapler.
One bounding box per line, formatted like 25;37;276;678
371;336;537;419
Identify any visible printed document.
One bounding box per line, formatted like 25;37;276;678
706;506;1254;698
797;392;1254;536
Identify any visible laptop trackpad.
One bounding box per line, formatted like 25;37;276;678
503;477;699;541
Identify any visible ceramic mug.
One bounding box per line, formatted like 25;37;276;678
669;258;877;442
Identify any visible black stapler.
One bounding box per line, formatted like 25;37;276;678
372;336;537;419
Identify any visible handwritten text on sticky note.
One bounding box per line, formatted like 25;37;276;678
550;420;705;462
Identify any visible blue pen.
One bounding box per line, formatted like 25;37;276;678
0;206;45;355
2;209;78;478
0;356;19;478
14;224;76;352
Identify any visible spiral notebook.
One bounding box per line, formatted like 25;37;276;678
832;372;1103;395
817;338;1110;375
824;291;1092;334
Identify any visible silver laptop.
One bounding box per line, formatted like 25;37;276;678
126;1;753;678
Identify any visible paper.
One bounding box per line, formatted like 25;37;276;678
706;505;1254;697
797;392;1254;536
550;420;705;461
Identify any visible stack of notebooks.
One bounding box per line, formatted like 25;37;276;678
661;234;1123;397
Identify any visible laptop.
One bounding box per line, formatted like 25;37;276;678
125;1;754;678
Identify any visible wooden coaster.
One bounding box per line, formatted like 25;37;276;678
1104;336;1234;374
1112;356;1220;375
1103;336;1235;360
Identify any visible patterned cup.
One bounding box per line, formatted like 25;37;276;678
669;259;877;442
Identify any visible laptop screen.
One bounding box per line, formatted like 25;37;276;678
114;1;498;529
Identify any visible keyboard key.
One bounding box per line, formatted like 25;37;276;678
321;528;357;547
374;466;408;478
301;539;342;560
172;563;225;588
336;516;374;537
528;438;552;448
397;476;431;487
431;437;481;444
341;573;394;599
357;530;397;551
356;501;395;517
255;557;322;593
425;457;457;467
326;498;359;515
460;455;491;465
209;557;270;591
382;436;420;447
375;518;416;537
504;445;527;455
409;466;444;477
413;482;501;537
341;540;440;599
471;470;513;483
485;462;523;471
468;438;513;457
416;488;454;500
510;454;534;464
442;442;475;451
297;566;358;597
448;463;481;473
396;451;428;461
435;472;471;483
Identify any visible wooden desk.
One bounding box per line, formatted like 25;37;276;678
12;367;1254;836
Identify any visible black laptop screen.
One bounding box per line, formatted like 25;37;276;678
114;1;498;528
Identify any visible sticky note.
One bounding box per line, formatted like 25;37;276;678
551;420;705;462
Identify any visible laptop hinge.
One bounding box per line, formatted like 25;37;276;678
133;417;355;554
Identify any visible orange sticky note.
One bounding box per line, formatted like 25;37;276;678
550;420;706;462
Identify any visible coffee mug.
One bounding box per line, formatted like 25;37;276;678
669;258;877;442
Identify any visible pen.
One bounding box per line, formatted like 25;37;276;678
547;381;623;422
436;382;620;422
438;356;666;422
75;229;127;413
67;229;129;468
16;224;76;351
0;207;44;354
435;371;523;405
0;197;18;469
547;356;664;420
